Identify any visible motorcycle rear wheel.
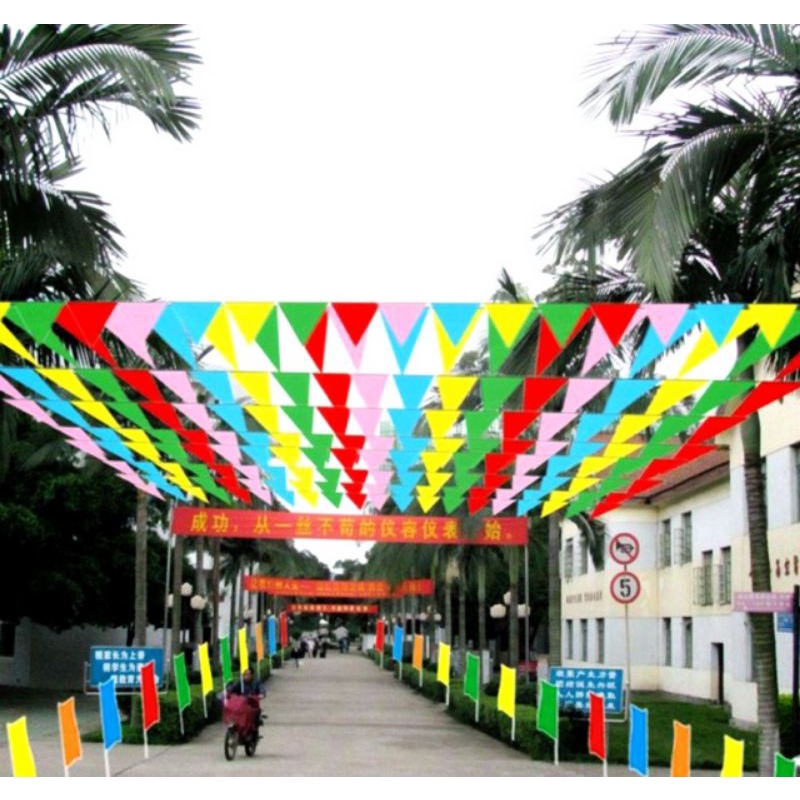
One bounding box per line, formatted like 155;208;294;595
244;736;257;757
224;726;238;761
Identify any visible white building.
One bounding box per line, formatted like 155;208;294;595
560;393;800;724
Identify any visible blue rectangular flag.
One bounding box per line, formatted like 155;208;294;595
99;678;122;751
268;615;277;656
629;704;648;776
392;625;404;662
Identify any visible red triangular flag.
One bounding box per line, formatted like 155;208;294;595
485;452;517;474
114;369;165;402
502;439;535;455
502;410;539;440
591;303;640;346
305;312;328;370
331;447;360;469
588;691;606;760
140;660;160;731
56;301;118;365
319;406;351;438
467;487;493;514
731;381;800;418
332;303;378;345
314;373;351;406
523;377;567;410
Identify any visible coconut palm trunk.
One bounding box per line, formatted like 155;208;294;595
477;552;487;660
547;512;563;667
508;546;520;667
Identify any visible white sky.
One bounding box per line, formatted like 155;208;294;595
7;9;773;568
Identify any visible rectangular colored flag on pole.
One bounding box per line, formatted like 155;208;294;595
198;644;213;698
720;735;744;777
671;721;691;777
392;625;404;662
255;620;265;663
220;635;233;684
140;660;161;730
412;634;424;672
238;625;249;672
437;643;451;686
536;680;559;742
268;616;277;656
57;697;82;772
629;705;648;776
7;717;37;777
464;652;480;702
375;618;385;651
588;692;606;761
99;678;122;751
498;664;516;719
775;752;796;777
173;652;191;712
280;612;289;648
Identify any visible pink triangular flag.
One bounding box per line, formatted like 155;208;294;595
361;449;388;470
352;407;383;436
367;469;393;488
69;437;109;461
243;481;273;504
380;303;427;344
105;302;165;367
581;322;615;375
562;378;610;414
367;488;389;510
176;403;215;431
352;374;388;407
153;371;197;403
639;304;690;344
492;490;518;514
367;435;395;450
537;412;578;441
118;471;164;498
330;309;369;369
0;375;25;399
511;473;538;493
7;398;61;428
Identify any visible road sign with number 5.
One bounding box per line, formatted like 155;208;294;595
610;571;641;604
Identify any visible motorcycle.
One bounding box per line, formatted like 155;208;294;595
222;692;265;760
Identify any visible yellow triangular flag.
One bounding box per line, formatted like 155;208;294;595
720;735;744;777
611;414;654;443
433;309;483;372
576;456;617;478
198;642;213;696
0;303;37;365
486;303;535;347
127;441;163;463
416;488;440;513
421;451;453;474
601;442;642;459
430;437;465;454
205;307;238;368
7;716;36;777
542;492;572;516
498;664;516;719
120;428;151;444
272;446;302;466
564;477;599;497
273;431;302;448
245;404;280;433
436;376;477;409
184;485;209;503
437;643;451;686
74;400;123;430
233;372;272;405
226;302;275;344
678;328;718;377
38;369;93;400
238;626;249;672
424;409;460;439
724;304;796;347
645;380;707;416
424;471;452;493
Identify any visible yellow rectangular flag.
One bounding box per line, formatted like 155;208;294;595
412;635;424;671
498;664;516;719
198;641;213;696
720;735;744;777
437;643;451;686
7;716;36;777
255;621;265;663
239;626;249;673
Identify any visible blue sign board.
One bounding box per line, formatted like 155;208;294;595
89;646;164;690
778;613;794;633
549;666;625;713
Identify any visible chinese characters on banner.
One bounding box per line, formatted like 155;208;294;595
172;507;526;545
286;603;379;615
243;576;434;598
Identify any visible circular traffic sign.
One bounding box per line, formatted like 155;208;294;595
609;532;640;565
610;571;641;604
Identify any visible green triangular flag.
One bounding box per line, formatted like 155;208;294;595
283;404;315;436
692;379;754;416
254;306;281;368
274;372;310;406
319;483;343;507
442;487;466;513
650;414;702;443
774;752;796;777
730;333;773;378
220;635;233;684
108;401;155;431
464;652;481;702
75;368;128;401
173;652;192;711
480;376;523;410
5;301;76;363
487;313;536;372
280;302;327;345
538;304;588;345
303;446;330;470
463;409;499;439
536;680;559;741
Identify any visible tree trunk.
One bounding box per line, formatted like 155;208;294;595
133;490;148;646
477;553;487;658
210;538;221;668
508;546;520;667
458;558;467;675
444;579;453;647
547;512;563;667
740;397;779;776
170;534;184;667
193;535;206;661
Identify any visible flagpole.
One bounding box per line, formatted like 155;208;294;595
202;691;207;719
65;765;70;778
144;728;149;761
446;685;450;707
475;687;479;723
511;716;516;742
104;748;111;778
554;737;559;767
179;709;185;737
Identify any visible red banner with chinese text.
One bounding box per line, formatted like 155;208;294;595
286;603;379;615
243;576;434;598
172;507;526;545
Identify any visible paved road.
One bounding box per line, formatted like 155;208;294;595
0;651;688;777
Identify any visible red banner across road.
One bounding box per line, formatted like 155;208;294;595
244;576;434;598
286;603;379;615
172;507;527;545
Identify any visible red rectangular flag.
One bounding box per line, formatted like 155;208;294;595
375;619;385;651
279;612;289;648
140;661;160;731
588;691;606;761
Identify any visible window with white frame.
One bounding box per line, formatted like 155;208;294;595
564;538;574;581
663;618;672;666
660;519;672;568
566;620;574;659
578;536;588;575
680;512;693;564
580;619;588;661
718;546;732;604
683;618;693;668
597;619;605;663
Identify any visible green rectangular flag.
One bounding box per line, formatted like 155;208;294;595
220;636;233;685
775;752;796;777
537;680;559;741
464;653;480;702
173;652;191;712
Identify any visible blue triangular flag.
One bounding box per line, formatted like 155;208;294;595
603;379;658;415
99;677;122;751
391;449;421;472
390;486;413;511
213;404;248;433
432;303;480;344
192;370;235;404
388;408;422;438
695;303;744;344
573;412;612;443
394;375;433;408
629;326;669;377
516;488;545;515
1;367;60;399
629;704;649;777
383;307;428;372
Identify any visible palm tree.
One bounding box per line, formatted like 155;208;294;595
540;24;800;774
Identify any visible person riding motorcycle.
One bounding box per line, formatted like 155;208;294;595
225;668;264;737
